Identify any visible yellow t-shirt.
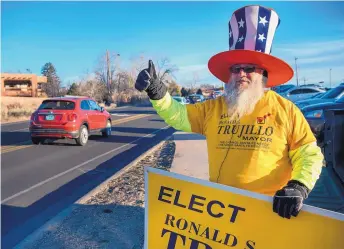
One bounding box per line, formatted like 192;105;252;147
186;91;316;196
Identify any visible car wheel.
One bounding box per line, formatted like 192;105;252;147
75;125;89;146
102;120;112;137
31;137;42;145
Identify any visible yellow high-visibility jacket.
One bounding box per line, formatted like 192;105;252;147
151;91;323;196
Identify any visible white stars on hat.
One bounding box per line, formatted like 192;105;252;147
258;33;266;42
259;16;268;26
238;19;245;28
226;5;281;58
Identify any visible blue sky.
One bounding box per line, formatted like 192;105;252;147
2;1;344;88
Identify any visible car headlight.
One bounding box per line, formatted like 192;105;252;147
304;110;323;118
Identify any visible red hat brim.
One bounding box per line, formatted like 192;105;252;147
208;50;294;87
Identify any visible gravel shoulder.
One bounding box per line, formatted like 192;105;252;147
17;139;176;249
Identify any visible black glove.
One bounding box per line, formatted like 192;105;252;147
135;60;167;100
273;180;309;219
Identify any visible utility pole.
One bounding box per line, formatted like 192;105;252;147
294;57;299;86
329;68;332;88
106;50;111;94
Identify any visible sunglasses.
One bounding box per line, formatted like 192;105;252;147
229;65;258;74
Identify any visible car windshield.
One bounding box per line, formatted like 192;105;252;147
320;86;344;99
39;100;75;110
173;97;182;102
279;85;295;93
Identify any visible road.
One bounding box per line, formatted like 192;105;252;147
1;106;175;249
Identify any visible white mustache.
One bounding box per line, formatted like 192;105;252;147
225;78;264;120
236;78;251;83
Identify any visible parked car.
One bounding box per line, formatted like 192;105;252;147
212;90;224;98
301;95;344;146
172;96;188;105
311;92;326;98
271;84;296;94
29;96;112;146
281;86;326;102
188;94;205;104
295;84;344;109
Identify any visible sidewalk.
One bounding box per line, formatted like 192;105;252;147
171;131;344;214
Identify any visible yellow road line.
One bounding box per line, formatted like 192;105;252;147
111;114;151;125
1;140;32;153
1;114;152;155
1;144;33;154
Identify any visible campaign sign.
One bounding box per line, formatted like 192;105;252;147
144;167;344;249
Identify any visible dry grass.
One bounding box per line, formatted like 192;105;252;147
1;96;47;123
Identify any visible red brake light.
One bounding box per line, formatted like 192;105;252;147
68;113;77;121
30;113;37;122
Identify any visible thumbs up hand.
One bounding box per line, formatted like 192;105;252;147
135;60;157;92
135;60;167;100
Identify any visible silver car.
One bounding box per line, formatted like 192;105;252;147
295;84;344;109
281;86;326;102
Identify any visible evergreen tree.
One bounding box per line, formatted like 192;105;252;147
41;62;61;97
181;87;188;97
67;83;80;95
196;88;203;95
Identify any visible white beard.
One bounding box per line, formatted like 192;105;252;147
224;77;265;120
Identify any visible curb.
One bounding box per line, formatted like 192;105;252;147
14;134;172;249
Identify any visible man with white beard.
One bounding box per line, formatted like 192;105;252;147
135;5;323;219
224;64;266;121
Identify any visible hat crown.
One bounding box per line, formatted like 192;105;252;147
229;5;280;54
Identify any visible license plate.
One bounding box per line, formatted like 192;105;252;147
46;114;55;121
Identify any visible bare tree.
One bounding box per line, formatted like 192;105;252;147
116;71;131;93
128;53;147;88
129;55;178;85
200;84;215;89
189;72;200;90
94;50;120;95
155;57;178;83
130;53;147;73
79;80;107;102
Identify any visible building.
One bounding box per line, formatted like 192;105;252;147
1;73;47;97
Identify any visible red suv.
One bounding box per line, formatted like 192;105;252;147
29;96;112;146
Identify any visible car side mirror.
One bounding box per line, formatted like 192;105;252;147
100;107;105;112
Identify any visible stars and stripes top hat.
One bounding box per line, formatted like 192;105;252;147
208;5;294;87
